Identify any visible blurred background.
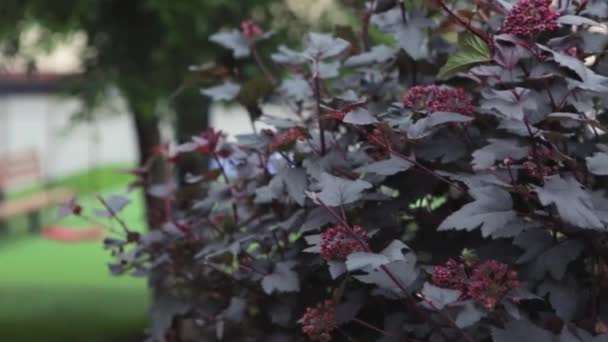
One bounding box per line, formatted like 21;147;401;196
0;0;347;341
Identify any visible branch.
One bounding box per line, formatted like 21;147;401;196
435;0;492;47
313;64;327;155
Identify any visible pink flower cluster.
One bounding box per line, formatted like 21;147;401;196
403;85;475;116
196;128;227;156
300;300;337;342
320;225;369;262
267;127;308;152
432;257;520;310
501;0;560;37
241;20;264;41
522;149;559;180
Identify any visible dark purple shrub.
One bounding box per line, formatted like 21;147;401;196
69;0;608;340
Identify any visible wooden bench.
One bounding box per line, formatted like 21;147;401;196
0;150;74;233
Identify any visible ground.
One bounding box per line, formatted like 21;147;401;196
0;165;149;342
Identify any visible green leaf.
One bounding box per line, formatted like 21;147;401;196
437;33;491;80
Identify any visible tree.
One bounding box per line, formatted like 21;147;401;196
0;0;274;227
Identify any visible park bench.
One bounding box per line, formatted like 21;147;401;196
0;150;74;233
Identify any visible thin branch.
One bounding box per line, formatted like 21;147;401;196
251;44;278;86
353;318;393;336
96;195;131;234
435;0;492;47
313;64;327;155
361;0;378;51
213;153;239;224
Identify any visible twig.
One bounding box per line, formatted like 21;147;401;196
96;195;131;234
435;0;492;47
361;0;378;51
213;153;239;224
353;318;393;336
313;64;327;155
251;45;278;86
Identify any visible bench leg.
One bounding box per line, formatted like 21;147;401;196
0;191;6;234
0;219;7;235
28;211;41;234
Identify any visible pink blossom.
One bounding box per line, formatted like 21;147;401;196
320;225;369;261
501;0;560;37
432;258;520;310
269;127;308;151
300;300;337;342
403;86;475;116
241;20;264;41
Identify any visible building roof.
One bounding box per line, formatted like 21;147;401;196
0;72;73;95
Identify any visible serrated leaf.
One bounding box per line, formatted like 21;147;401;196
404;112;474;139
454;301;483;328
346;252;390;271
437;34;491;80
344;45;397;67
354;253;418;296
587;152;608;175
421;283;461;310
343;107;378;125
209;30;250;58
315;173;372;207
380;240;410;262
280;76;313;102
261;261;300;294
558;15;600;27
305;32;350;59
515;229;584;280
318;61;340;79
95;194;131;218
472;139;530;170
355;155;413;176
538;279;580;321
201;82;241;101
271;45;307;65
328;261;347;279
438;186;520;238
480;88;539;121
284;168;308;206
533;176;605;230
395;24;429;60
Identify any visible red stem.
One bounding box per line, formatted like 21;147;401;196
353;318;393;337
435;0;492;47
251;44;278;86
313;69;327;155
96;195;131;234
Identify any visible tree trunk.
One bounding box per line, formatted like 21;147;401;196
174;89;210;183
130;108;166;229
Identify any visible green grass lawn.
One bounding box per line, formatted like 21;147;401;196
0;165;150;342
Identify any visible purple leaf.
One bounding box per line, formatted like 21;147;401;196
209;30;250;58
533;176;604;230
261;261;300;294
472;139;529;170
201;82;241;101
315;173;372;207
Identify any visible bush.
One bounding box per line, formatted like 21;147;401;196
83;0;608;340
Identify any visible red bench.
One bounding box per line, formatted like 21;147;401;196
0;150;73;233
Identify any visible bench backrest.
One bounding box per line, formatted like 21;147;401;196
0;150;43;190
